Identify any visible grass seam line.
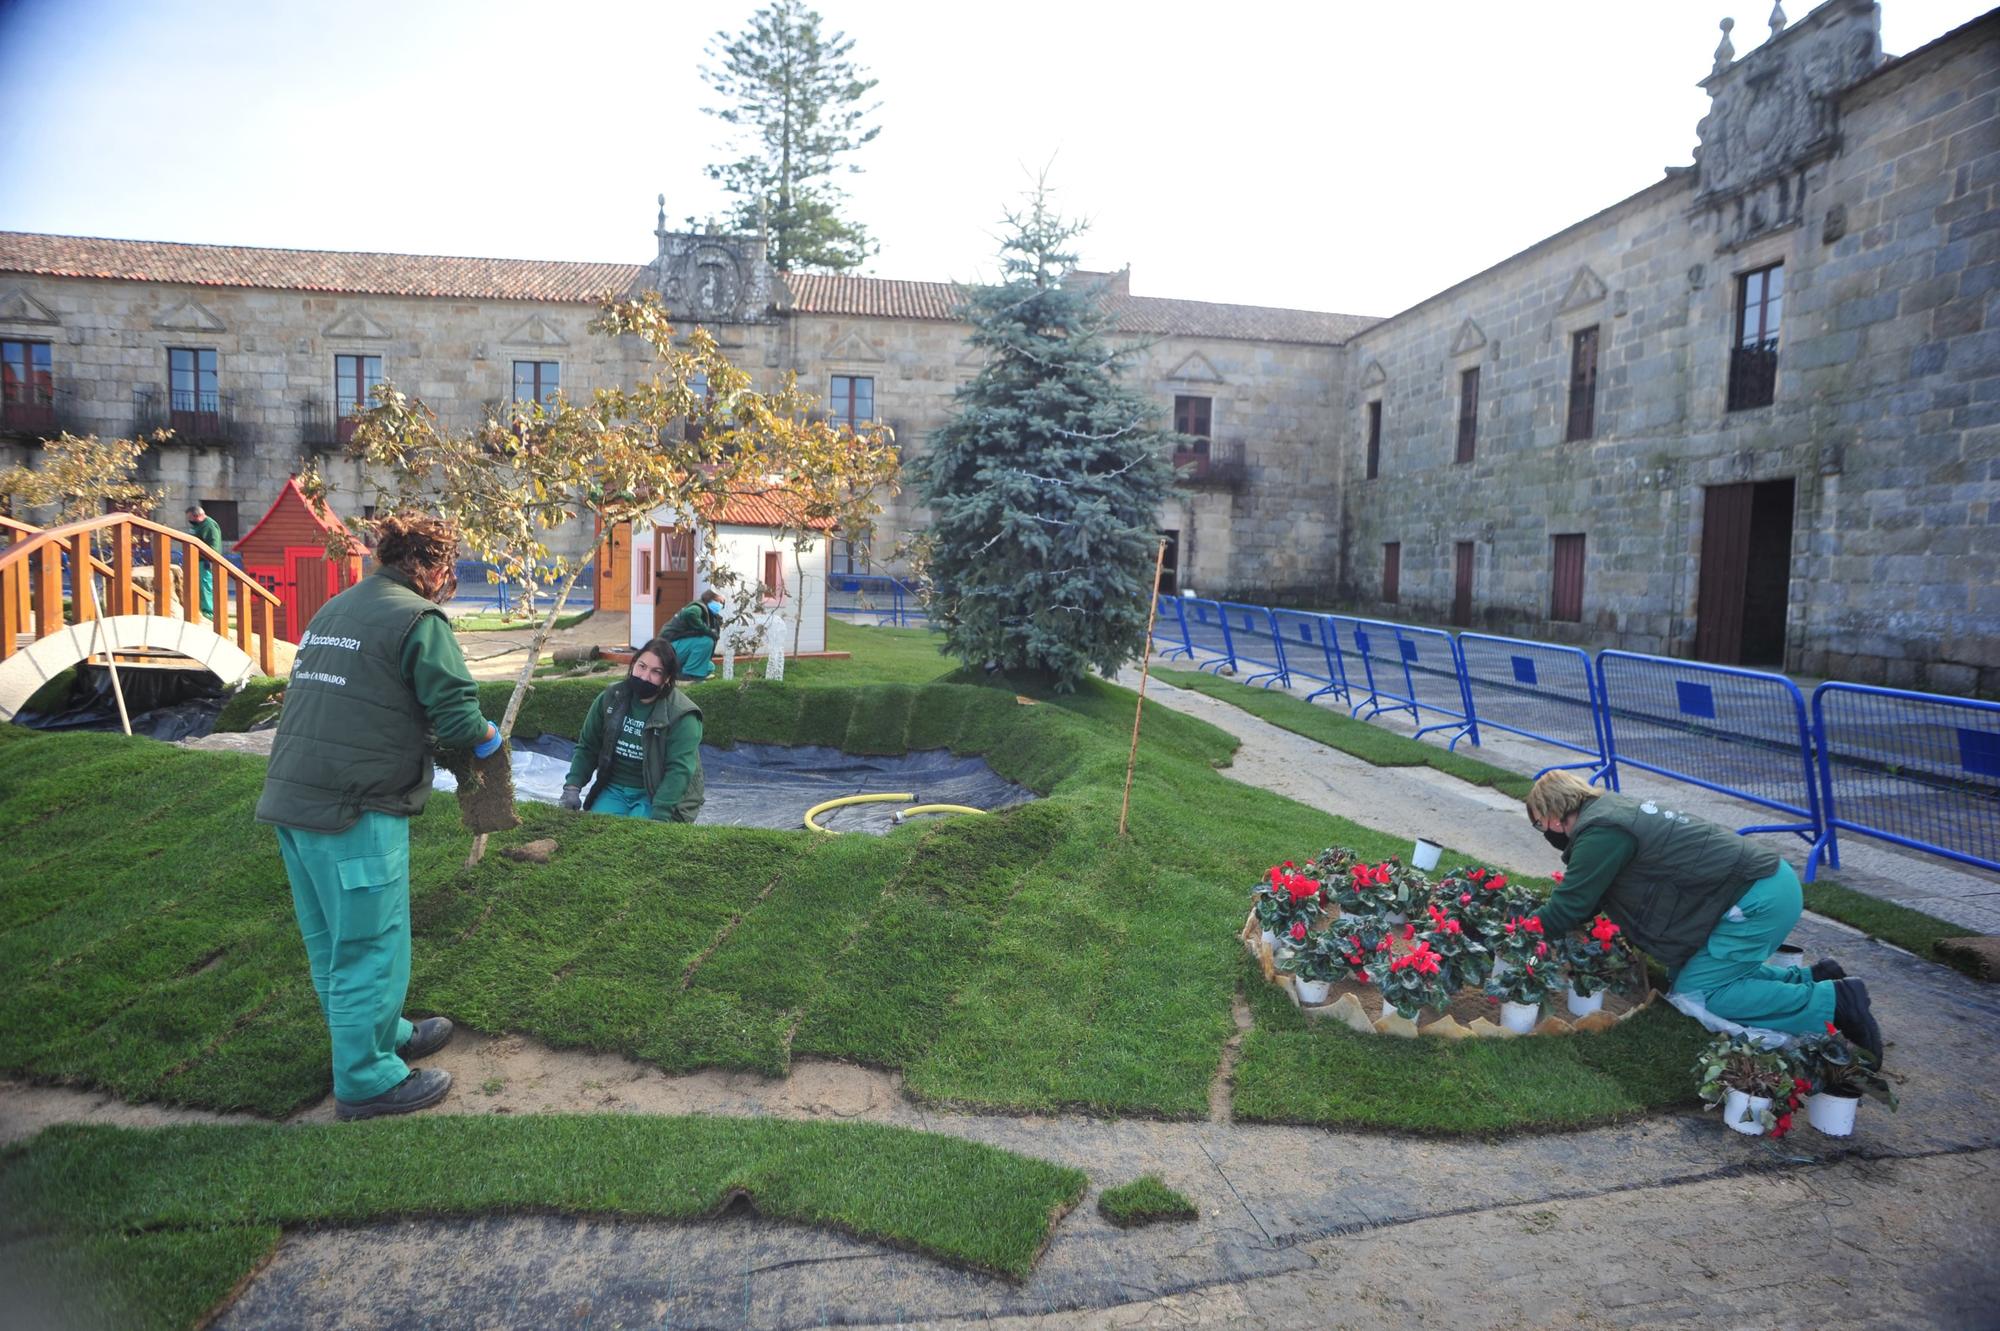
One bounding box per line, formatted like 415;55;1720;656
679;868;788;991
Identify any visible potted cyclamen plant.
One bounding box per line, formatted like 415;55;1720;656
1330;860;1395;917
1557;915;1633;1018
1255;863;1324;956
1692;1032;1794;1135
1420;903;1493;991
1379;860;1435;925
1793;1024;1898;1136
1312;845;1361;880
1484;915;1558;1033
1369;939;1451;1021
1279;931;1359;1005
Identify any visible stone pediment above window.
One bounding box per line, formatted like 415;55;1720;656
1559;266;1608;313
0;287;60;326
1359;360;1387;389
323;309;393;340
1449;318;1487;357
500;314;567;347
153;297;226;333
1164;351;1224;384
822;328;884;363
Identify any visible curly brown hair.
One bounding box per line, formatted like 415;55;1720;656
370;511;460;580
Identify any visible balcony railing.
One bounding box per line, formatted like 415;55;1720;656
298;395;361;451
1172;439;1247;490
134;386;241;446
1727;339;1779;411
0;386;77;441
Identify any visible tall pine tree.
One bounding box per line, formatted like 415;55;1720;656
918;188;1172;692
701;0;880;272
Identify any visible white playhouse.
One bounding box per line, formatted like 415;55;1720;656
617;493;833;659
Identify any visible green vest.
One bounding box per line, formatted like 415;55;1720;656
584;678;705;822
256;570;444;832
1569;792;1781;971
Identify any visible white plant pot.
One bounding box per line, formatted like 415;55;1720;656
1260;929;1278;952
1806;1091;1860;1137
1384;911;1408;927
1565;986;1605;1018
1490;957;1510;981
1723;1089;1772;1135
1770;943;1806;968
1411;838;1443;871
1500;1000;1540;1034
1294;977;1331;1005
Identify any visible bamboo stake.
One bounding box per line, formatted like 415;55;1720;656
1118;539;1169;839
86;573;132;737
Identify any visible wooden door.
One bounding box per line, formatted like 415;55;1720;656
1452;542;1474;627
284;547;330;643
596;521;631;613
653;527;694;613
1695;483;1753;663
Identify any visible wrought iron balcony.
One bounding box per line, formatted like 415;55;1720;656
134;385;242;446
1172;439;1247;490
297;394;360;451
1727;339;1779;411
0;386;77;441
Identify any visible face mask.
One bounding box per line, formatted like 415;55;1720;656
630;671;665;702
1542;829;1571;852
706;601;723;617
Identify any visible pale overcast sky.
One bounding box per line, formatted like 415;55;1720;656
0;0;1987;317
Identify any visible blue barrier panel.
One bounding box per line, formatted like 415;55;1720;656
1271;608;1352;705
1218;601;1289;687
827;574;906;626
1457;633;1608;779
1596;651;1822;871
1809;684;2000;878
1180;598;1234;673
1342;618;1477;746
888;577;928;627
1151;594;1193;660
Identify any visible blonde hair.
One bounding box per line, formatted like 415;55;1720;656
1525;769;1603;825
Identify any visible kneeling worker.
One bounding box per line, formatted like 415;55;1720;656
1525;770;1883;1060
560;637;705;822
257;512;506;1120
660;590;725;681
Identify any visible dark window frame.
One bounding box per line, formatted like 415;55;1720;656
1173;394;1212;455
167;346;220;414
1;338;56;434
1566;326;1598;442
829;374;874;428
1727;262;1782;412
1381;541;1400;604
512;359;561;409
1365;400;1382;480
1455;367;1479;464
1550;532;1586;622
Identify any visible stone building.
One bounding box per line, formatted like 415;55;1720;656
0;0;1993;693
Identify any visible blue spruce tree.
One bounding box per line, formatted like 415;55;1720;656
918;191;1173;691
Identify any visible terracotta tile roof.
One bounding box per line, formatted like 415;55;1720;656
784;270;1376;345
701;490;838;530
0;231;643;303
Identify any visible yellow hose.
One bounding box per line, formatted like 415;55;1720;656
804;792;915;835
893;804;989;824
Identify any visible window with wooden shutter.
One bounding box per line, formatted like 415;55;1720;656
1456;367;1479;464
1381;542;1400;603
762;550;786;602
1550;533;1586;622
1566;326;1598;441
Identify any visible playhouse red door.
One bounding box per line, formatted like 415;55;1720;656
284;546;331;641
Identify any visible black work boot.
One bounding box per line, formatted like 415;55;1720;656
336;1068;452;1121
398;1016;455;1061
1810;958;1847;982
1832;978;1884;1064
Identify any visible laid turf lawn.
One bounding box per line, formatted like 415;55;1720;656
3;623;1791;1136
1097;1174;1198;1227
451;607;595;633
0;1117;1086;1324
1155;667;1534;799
779;618;957;686
213;675;286;732
1801;877;1980;975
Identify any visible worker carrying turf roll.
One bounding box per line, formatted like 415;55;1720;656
659;589;725;681
559;636;705;822
256;512;507;1121
1525;770;1882;1061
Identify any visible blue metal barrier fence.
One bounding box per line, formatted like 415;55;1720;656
1270;608;1352;706
1151;594;1193;659
1218;601;1289;688
1597;651;1824;874
827;574;923;627
1809;683;2000;878
1345;618;1478;747
1180;598;1234;674
1457;633;1608;780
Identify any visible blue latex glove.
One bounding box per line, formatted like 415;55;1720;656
472;721;504;759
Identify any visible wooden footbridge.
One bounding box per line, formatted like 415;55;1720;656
0;513;282;722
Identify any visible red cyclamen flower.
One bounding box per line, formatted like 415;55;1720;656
1290;921;1308;942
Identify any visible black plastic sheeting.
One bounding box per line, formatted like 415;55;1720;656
435;735;1035;834
12;664;226;741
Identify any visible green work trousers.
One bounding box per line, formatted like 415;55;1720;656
276;811;416;1102
198;564;215;618
592;783;653;819
1669;860;1836;1035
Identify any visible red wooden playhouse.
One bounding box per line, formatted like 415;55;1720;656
234;477;366;642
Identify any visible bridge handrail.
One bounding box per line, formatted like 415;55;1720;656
0;512;280;675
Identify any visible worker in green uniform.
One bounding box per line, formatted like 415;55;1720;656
559;637;705;821
659;590;724;681
256;512;506;1120
186;502;222;618
1525;770;1883;1059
